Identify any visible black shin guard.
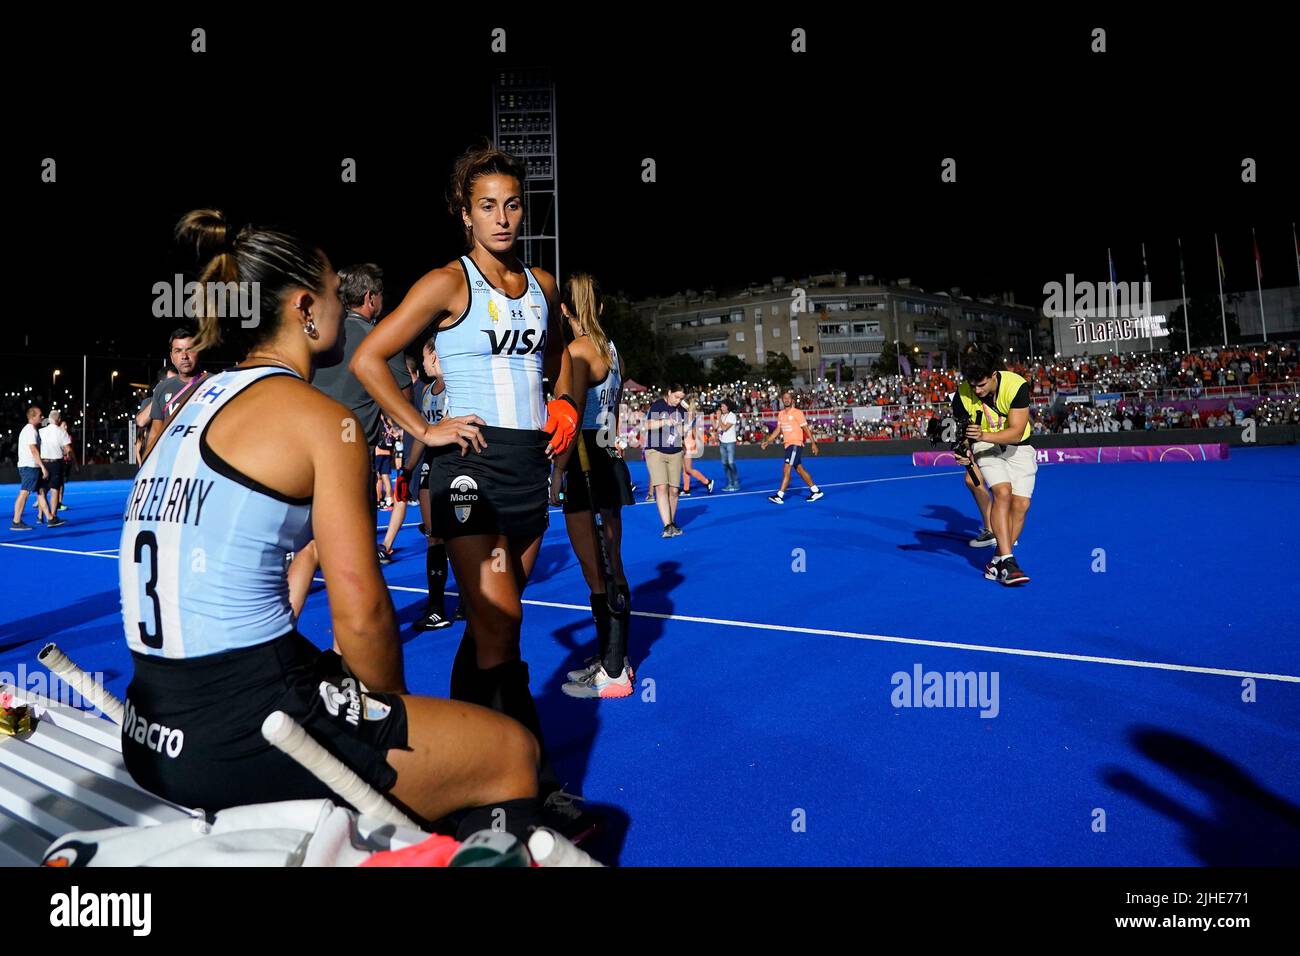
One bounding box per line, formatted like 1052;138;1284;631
589;591;612;663
425;542;447;616
603;583;632;675
480;660;544;746
455;796;542;842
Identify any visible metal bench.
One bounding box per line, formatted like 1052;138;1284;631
0;687;193;866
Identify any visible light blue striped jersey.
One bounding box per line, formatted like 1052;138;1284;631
119;367;313;659
418;379;448;426
436;255;548;429
582;339;622;430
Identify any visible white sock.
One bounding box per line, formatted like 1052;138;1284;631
811;485;820;493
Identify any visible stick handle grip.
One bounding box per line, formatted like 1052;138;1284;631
261;711;421;830
38;643;126;726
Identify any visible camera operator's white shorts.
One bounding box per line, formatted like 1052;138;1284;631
972;442;1037;497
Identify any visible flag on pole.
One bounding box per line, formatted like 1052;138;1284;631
1253;228;1262;282
1108;248;1117;287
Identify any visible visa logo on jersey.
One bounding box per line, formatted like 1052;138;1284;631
483;328;547;356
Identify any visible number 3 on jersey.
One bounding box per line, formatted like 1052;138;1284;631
134;531;164;649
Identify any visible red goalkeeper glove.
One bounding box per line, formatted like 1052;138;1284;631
543;394;579;457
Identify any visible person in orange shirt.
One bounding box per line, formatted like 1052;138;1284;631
759;389;823;503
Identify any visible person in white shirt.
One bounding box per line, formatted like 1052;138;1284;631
38;410;73;519
11;406;54;530
716;398;740;490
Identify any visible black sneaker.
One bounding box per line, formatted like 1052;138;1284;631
968;528;996;548
984;558;1000;581
669;523;683;537
541;790;602;846
706;479;715;494
680;489;692;497
377;547;393;566
807;490;824;502
413;610;453;631
47;517;66;528
998;557;1030;586
662;525;674;538
768;494;785;504
10;521;32;531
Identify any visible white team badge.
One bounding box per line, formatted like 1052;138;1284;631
450;474;479;524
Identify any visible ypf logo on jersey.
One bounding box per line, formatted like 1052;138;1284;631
450;475;479;524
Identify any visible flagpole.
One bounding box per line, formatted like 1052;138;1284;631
1253;227;1267;343
1294;221;1299;287
1107;247;1117;356
82;353;88;467
1214;232;1228;347
1141;241;1152;353
1178;237;1191;353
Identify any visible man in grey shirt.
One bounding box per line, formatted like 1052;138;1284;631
312;263;411;446
288;263;415;611
142;328;206;457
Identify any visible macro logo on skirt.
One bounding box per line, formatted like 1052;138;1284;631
451;475;479;523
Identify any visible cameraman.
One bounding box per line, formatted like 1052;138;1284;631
953;346;1035;586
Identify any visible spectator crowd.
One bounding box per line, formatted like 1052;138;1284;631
6;344;1298;462
617;344;1299;445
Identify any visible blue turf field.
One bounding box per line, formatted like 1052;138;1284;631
3;447;1298;865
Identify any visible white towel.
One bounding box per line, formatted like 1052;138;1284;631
41;799;427;867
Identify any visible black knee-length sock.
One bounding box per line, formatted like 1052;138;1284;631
449;629;479;702
455;796;542;842
478;659;563;796
589;591;611;663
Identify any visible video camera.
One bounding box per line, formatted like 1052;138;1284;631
927;408;983;486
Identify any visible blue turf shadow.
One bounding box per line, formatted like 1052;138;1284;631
534;560;683;827
896;504;988;571
528;541;577;587
580;802;631;866
1102;726;1300;865
0;589;125;656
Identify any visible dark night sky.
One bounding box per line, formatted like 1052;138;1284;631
9;10;1297;367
